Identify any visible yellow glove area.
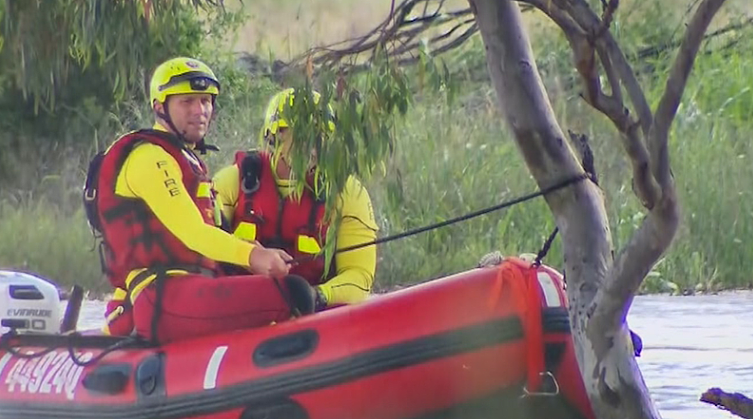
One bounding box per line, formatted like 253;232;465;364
114;142;255;270
213;165;379;306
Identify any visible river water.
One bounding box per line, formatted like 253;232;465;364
74;292;752;419
627;292;753;419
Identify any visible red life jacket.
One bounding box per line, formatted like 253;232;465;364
85;129;218;291
229;151;332;285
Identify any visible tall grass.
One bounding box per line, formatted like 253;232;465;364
1;0;751;295
368;12;753;293
367;88;558;290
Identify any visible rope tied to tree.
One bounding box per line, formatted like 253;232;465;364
289;168;595;266
531;130;599;267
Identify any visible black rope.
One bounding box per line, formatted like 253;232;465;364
0;330;142;367
0;334;58;359
531;131;598;267
534;227;559;267
289;172;591;265
67;336;140;367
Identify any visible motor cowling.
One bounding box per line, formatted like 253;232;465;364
0;270;63;335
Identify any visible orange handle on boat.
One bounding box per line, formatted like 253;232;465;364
497;260;545;393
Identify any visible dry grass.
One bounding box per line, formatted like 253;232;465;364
226;0;403;58
219;0;750;63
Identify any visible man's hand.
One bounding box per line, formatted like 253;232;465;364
248;245;292;279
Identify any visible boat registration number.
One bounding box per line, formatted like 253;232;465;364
0;350;94;400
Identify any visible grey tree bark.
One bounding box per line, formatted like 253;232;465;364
465;0;728;418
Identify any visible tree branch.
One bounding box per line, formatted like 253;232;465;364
591;42;660;209
521;0;661;209
554;0;654;136
390;18;477;59
598;44;622;104
525;0;660;213
634;16;753;61
649;0;727;189
520;0;584;36
599;0;620;35
596;195;678;326
701;388;753;419
289;0;470;71
259;0;539;82
596;0;726;332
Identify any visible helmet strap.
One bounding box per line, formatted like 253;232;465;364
156;101;183;140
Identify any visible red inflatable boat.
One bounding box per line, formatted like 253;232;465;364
0;257;595;419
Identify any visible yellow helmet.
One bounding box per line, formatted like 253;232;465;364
261;88;335;140
149;57;220;105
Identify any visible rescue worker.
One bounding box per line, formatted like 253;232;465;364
213;88;379;312
84;58;316;343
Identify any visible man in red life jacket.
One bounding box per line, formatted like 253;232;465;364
83;57;317;343
213;88;379;312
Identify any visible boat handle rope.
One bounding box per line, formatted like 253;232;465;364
521;371;561;398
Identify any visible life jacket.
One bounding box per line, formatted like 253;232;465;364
83;129;218;292
228;151;332;285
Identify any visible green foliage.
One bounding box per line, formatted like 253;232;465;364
0;0;238;208
0;199;103;292
277;46;412;275
0;0;207;115
276;39;460;277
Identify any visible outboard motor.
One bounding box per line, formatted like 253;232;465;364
0;270;63;335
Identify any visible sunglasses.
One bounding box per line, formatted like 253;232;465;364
159;71;219;92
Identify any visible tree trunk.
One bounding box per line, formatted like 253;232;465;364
467;1;661;418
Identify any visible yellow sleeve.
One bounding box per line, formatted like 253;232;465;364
318;177;379;306
212;164;240;224
117;143;254;267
